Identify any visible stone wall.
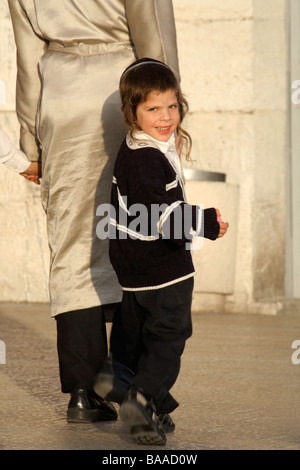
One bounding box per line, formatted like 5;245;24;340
0;4;49;303
173;0;289;314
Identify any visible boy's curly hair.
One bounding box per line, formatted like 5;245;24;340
119;58;192;160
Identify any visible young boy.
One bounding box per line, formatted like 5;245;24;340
108;58;229;445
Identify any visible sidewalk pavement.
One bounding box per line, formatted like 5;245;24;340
0;301;299;451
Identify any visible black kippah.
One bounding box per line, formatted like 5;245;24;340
119;57;171;85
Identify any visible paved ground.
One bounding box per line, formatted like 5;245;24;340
0;302;299;451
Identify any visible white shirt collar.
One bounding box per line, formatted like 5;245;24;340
126;130;176;154
126;130;186;199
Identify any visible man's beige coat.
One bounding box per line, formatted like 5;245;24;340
8;0;180;316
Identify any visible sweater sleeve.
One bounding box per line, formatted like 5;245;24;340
125;151;203;245
125;151;221;242
203;208;220;240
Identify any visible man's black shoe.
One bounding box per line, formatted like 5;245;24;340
67;388;118;423
119;386;166;445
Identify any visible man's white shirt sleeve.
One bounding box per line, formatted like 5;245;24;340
0;129;30;173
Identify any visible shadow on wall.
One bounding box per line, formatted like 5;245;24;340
91;90;127;322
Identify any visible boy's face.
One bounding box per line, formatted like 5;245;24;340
136;89;180;142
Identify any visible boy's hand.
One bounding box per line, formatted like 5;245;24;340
216;209;229;238
21;161;41;185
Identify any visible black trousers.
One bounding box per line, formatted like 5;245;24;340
110;277;194;414
56;305;117;393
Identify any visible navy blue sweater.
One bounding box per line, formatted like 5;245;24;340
109;139;219;291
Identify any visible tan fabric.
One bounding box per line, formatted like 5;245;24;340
8;0;180;317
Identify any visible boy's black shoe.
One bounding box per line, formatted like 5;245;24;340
119;386;166;445
158;413;175;433
94;358;176;434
